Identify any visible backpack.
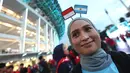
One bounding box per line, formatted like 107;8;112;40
56;57;72;73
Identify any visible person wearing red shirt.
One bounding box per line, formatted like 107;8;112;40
105;37;117;51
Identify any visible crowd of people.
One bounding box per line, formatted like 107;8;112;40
0;56;56;73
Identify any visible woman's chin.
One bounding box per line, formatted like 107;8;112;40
81;48;98;56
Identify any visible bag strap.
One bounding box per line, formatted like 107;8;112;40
56;57;70;73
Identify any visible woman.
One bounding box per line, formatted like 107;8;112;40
67;17;130;73
53;43;73;73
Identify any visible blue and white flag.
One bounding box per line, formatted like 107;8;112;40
74;5;88;14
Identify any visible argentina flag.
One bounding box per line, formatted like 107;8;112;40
74;5;88;14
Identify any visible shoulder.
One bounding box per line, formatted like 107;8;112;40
108;51;130;65
108;51;130;59
70;63;82;73
108;51;130;73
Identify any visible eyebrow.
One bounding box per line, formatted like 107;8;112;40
83;24;91;28
71;24;91;35
71;29;79;35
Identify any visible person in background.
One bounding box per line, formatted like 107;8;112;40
38;56;50;73
27;65;32;73
0;63;6;73
68;45;80;65
101;41;112;52
48;59;56;73
31;64;39;73
105;37;117;51
15;70;20;73
67;17;130;73
6;65;14;73
120;34;127;43
19;63;27;73
125;31;130;38
53;43;73;73
120;34;130;48
119;17;128;26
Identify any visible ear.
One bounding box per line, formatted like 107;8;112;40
63;44;68;50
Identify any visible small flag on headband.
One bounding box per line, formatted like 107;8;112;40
62;7;76;20
74;5;88;14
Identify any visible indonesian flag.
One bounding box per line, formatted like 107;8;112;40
62;7;76;20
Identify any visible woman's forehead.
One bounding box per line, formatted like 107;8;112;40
70;20;91;31
72;19;92;27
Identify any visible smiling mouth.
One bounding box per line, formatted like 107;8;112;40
81;40;94;47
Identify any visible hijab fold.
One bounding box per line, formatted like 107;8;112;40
80;49;112;71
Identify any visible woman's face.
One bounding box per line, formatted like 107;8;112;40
70;20;101;55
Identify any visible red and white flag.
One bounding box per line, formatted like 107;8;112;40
62;7;76;20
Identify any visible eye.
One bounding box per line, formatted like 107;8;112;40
84;27;92;32
72;31;79;38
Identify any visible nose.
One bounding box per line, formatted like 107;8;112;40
80;31;89;41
